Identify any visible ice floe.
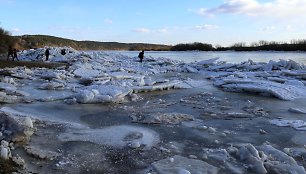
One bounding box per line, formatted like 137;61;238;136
58;125;160;149
3;47;305;103
72;84;133;103
288;107;306;114
0;111;35;169
195;58;306;100
152;155;219;174
201;143;306;174
270;119;306;131
18;47;77;62
24;146;59;160
214;77;306;100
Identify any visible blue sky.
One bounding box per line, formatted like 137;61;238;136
0;0;305;46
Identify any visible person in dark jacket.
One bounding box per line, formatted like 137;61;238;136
138;50;144;62
45;48;50;61
7;46;13;61
12;48;19;61
61;49;66;55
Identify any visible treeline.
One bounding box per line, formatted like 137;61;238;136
172;40;306;51
13;35;171;51
170;42;214;51
226;40;306;51
0;28;15;54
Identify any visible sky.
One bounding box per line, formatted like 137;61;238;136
0;0;306;46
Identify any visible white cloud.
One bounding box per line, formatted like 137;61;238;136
133;27;169;33
157;28;168;33
12;28;21;32
285;25;292;31
104;18;113;24
196;0;306;18
195;24;219;30
195;8;214;17
10;28;21;34
261;26;276;31
133;28;151;33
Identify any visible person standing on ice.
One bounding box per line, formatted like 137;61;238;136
12;48;19;61
138;50;144;62
45;48;50;61
7;46;13;61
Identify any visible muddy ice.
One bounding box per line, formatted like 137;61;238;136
1;47;306;173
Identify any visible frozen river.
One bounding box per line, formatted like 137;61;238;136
106;50;306;64
1;48;306;173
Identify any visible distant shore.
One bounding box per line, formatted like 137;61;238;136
10;35;306;52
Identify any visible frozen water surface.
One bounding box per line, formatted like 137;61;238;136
1;47;306;173
59;125;160;149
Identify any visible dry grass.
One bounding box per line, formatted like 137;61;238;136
0;158;18;173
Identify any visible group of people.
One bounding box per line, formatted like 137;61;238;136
7;46;19;61
7;46;145;63
7;46;50;62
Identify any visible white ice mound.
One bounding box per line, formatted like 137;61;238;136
152;155;219;174
197;57;219;66
74;85;132;103
23;117;33;128
59;125;160;149
214;77;306;100
0;92;20;103
195;59;306;100
234;143;306;174
0;82;17;92
38;70;65;80
288;107;306;114
109;71;144;80
132;80;181;93
18;46;78;62
270;119;306;131
257;144;306;174
73;67;101;78
0;147;9;160
185;66;198;73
